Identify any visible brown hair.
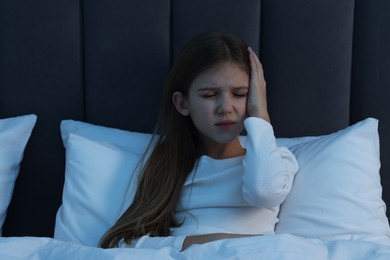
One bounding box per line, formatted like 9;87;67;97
99;31;250;248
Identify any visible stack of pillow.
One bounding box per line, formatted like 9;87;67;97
53;117;390;247
1;114;389;247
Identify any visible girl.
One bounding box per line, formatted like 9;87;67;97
99;31;298;251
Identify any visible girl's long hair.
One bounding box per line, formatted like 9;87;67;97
99;31;250;248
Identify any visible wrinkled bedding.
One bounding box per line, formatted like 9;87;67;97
1;234;390;260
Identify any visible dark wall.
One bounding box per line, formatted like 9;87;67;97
351;0;390;205
0;0;84;236
1;0;389;237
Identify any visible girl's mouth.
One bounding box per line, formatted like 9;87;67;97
215;121;236;129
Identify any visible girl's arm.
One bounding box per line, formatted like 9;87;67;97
242;47;298;208
120;233;258;251
121;233;258;251
182;233;258;251
120;235;186;251
242;118;298;208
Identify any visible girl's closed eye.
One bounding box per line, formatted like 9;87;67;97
200;91;218;98
233;91;248;98
232;87;249;98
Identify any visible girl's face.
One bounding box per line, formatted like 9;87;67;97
174;61;249;154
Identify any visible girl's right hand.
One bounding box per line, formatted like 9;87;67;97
246;47;270;123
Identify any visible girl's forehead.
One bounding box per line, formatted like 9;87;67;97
191;62;249;88
204;61;247;74
195;62;249;80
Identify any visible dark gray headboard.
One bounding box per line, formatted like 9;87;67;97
1;0;389;237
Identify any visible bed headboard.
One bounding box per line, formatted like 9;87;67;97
1;0;389;237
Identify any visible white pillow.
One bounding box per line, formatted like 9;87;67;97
0;114;37;235
275;118;390;245
60;120;151;154
55;118;390;246
56;120;153;246
54;133;142;246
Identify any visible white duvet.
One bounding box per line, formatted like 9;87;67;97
1;234;390;260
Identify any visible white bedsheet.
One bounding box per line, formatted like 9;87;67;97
1;234;390;260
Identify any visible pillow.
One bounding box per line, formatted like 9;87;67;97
275;118;390;245
55;120;151;246
0;114;37;235
60;120;151;154
54;134;142;246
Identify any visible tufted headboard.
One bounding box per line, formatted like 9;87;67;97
1;0;390;237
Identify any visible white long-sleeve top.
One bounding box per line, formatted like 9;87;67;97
122;117;298;251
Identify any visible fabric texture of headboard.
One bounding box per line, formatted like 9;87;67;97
1;0;389;237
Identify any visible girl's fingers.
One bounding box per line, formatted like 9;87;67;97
246;47;270;122
248;47;263;87
248;47;263;79
248;46;265;90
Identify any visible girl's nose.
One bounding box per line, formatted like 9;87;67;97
217;94;233;115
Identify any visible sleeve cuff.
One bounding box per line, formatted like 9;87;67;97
244;117;273;132
121;235;187;251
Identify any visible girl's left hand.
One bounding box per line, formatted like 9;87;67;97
182;233;259;251
247;47;271;123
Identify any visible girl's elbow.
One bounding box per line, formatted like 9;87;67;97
242;178;292;208
242;187;285;209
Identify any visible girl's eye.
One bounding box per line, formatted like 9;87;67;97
201;92;217;98
233;92;248;97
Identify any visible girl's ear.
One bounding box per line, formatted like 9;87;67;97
172;91;189;116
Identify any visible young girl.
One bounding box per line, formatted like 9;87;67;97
99;31;298;251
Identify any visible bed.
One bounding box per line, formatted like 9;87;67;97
1;0;390;259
